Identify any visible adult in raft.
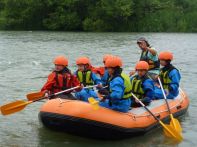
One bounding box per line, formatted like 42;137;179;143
130;61;155;107
41;56;81;99
75;56;102;102
154;51;181;99
98;56;132;112
130;37;160;79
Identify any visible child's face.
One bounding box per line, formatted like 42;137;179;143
107;67;114;76
77;64;85;71
55;65;65;71
137;70;147;77
160;60;167;67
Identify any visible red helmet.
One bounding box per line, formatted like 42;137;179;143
103;54;113;63
53;56;68;66
159;51;173;61
76;57;90;65
105;56;122;68
135;61;149;70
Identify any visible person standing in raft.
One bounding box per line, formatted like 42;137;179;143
130;61;155;107
75;57;102;102
98;56;132;112
130;37;160;80
154;51;181;99
41;56;81;99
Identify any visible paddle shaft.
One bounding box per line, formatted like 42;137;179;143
131;93;160;121
50;84;99;96
34;86;80;102
132;92;183;141
37;85;99;101
0;85;96;115
158;77;171;114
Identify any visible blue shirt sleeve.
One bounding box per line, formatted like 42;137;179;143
168;69;181;92
91;72;102;85
109;77;124;100
101;70;109;85
143;79;155;100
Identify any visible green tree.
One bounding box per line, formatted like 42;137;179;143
0;0;196;32
83;0;133;31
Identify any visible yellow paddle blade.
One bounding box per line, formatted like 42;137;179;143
170;114;182;133
159;121;183;142
88;97;99;110
163;123;182;138
0;100;32;115
163;124;183;142
163;124;173;138
26;91;44;101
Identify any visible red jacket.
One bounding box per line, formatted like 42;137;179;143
41;71;80;94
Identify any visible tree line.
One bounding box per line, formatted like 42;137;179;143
0;0;196;32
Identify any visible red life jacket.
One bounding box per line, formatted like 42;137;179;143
51;71;73;94
41;67;80;94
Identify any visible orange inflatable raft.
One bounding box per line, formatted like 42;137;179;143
39;89;189;139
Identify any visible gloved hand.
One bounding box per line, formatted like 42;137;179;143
77;84;84;91
141;97;151;106
101;95;110;102
96;83;103;89
141;97;151;103
154;82;160;88
43;90;50;98
98;88;109;96
43;90;53;99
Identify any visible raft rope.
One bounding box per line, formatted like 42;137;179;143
57;99;75;107
58;98;63;104
127;89;185;120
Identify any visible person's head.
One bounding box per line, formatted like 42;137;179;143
135;61;149;77
53;56;68;72
103;54;113;66
76;57;91;71
105;56;122;76
137;37;150;50
158;51;173;67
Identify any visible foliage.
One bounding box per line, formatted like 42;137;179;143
0;0;196;32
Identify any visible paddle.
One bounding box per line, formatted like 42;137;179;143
26;85;98;101
131;92;183;142
0;86;80;116
88;86;108;110
88;97;100;110
157;77;183;136
1;100;36;115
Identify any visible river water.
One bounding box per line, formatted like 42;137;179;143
0;32;196;147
